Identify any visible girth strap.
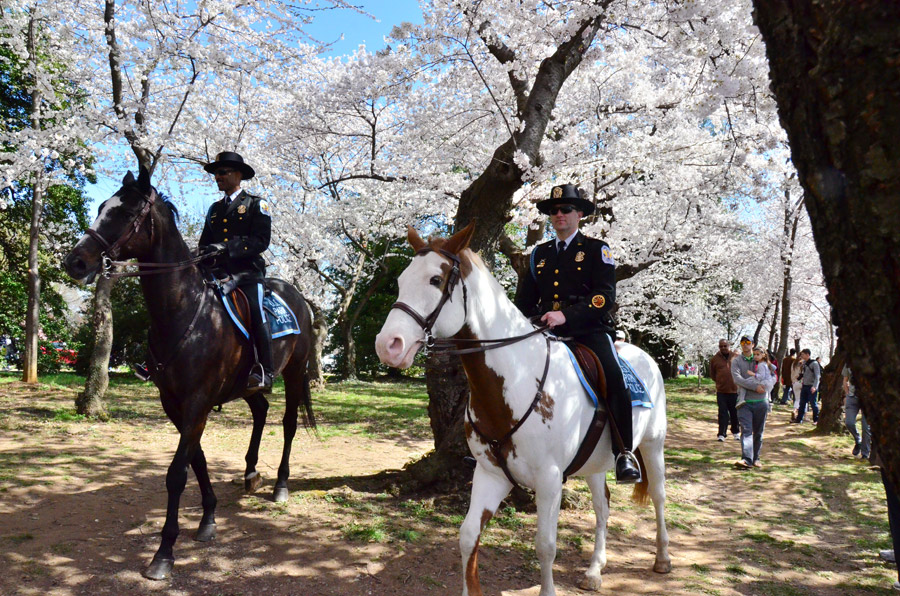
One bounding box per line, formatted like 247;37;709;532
466;335;551;492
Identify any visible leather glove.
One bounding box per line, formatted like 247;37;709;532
199;242;227;256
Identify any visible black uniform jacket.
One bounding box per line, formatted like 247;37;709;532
198;190;271;281
514;231;616;337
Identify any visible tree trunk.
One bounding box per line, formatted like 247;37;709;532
76;275;112;420
22;172;42;384
775;190;800;366
305;300;328;390
22;14;43;385
752;1;900;491
752;296;774;346
767;297;780;352
399;350;474;489
814;346;845;435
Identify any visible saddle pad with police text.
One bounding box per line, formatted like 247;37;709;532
563;343;652;409
221;290;302;340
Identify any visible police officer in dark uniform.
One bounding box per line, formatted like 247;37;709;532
515;183;641;483
199;151;274;393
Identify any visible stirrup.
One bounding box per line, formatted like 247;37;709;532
615;450;642;482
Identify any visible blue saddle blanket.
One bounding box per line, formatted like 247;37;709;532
562;344;653;409
221;290;302;340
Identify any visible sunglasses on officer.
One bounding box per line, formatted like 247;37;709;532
214;168;236;177
549;205;576;215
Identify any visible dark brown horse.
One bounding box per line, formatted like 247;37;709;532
63;168;315;580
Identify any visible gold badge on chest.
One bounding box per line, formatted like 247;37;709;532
575;251;585;262
237;204;247;214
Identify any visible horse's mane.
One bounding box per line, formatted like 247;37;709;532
122;181;180;225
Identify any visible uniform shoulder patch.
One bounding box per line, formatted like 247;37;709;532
601;245;615;265
259;200;271;216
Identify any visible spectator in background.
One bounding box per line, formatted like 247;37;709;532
731;342;777;468
767;349;780;403
843;364;870;458
780;349;796;405
794;349;821;424
710;339;739;442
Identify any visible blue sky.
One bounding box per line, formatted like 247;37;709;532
85;1;423;216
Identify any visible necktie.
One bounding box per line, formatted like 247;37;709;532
557;240;565;254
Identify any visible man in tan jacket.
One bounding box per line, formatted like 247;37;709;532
710;338;740;441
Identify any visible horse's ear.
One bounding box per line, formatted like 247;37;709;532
445;221;476;254
407;226;426;253
137;166;151;192
123;171;135;185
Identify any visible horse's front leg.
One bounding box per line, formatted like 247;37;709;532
191;445;217;542
580;472;610;591
243;392;269;493
145;425;205;580
460;464;512;596
534;471;563;596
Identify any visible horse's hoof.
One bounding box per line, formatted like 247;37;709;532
578;574;602;591
654;559;672;574
194;522;217;542
244;472;263;493
273;486;289;503
144;557;174;580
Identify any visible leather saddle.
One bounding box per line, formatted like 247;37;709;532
563;343;610;481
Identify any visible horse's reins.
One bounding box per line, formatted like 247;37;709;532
389;246;557;491
83;184;212;375
84;186;211;279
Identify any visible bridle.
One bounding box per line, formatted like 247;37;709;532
390;247;468;354
84;186;206;279
389;245;557;492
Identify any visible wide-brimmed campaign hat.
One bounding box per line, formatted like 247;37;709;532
536;184;594;216
204;151;255;180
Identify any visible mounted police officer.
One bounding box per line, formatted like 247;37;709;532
198;151;274;393
514;183;641;483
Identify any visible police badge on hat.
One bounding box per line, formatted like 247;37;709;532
552;186;563;198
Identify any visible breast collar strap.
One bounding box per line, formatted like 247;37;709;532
389;247;468;354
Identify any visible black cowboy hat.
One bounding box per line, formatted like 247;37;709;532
536;184;595;216
203;151;255;180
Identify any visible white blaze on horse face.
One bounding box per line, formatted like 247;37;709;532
375;251;466;369
91;191;126;232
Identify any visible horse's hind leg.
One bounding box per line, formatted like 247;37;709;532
460;465;512;596
643;441;672;573
191;445;217;542
273;370;305;502
243;392;269;493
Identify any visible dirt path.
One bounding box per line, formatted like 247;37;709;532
0;379;894;595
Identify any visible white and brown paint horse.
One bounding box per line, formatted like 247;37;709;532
375;224;671;596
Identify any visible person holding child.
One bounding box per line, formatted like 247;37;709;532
730;337;777;469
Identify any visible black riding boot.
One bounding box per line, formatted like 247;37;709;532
248;332;274;393
244;283;274;393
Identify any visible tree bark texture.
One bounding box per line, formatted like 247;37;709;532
814;347;845;435
775;190;801;365
752;1;900;489
22;171;42;384
76;275;112;420
305;300;328;390
22;13;43;385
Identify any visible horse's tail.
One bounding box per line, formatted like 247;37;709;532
631;448;651;506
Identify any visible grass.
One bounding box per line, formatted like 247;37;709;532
0;373;895;595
